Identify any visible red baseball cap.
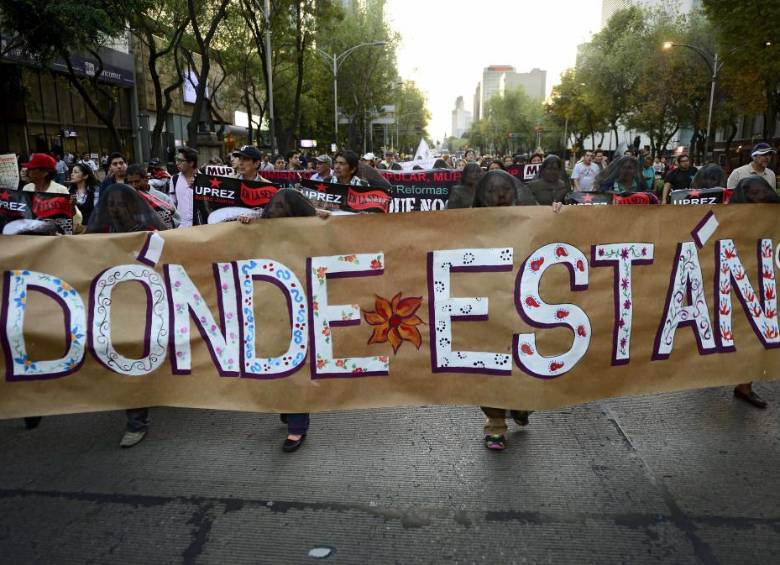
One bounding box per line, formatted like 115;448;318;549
23;153;57;171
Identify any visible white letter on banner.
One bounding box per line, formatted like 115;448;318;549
715;239;780;350
513;244;591;378
592;243;655;365
653;242;716;359
427;248;513;374
235;259;307;378
89;265;169;375
308;253;387;377
1;270;86;380
164;263;240;376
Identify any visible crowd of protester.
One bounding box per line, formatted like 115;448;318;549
5;139;778;452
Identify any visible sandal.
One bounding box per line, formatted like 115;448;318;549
484;434;506;451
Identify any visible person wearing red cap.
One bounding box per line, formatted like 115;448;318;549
22;153;83;231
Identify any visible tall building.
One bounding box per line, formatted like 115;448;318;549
477;65;547;119
505;68;547;101
451;96;472;139
601;0;701;27
473;83;481;122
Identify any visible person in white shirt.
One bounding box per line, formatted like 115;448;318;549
571;150;601;191
172;146;198;227
726;142;777;191
310;155;333;181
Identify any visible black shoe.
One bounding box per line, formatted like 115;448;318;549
24;417;42;430
510;410;532;426
279;414;288;424
282;434;306;452
734;387;768;409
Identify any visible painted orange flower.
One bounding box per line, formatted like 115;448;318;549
363;293;424;353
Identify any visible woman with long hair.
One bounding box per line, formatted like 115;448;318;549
68;162;100;224
86;184;168;448
593;156;646;194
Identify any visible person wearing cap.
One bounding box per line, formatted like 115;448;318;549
726;142;777;191
22;153;83;231
361;152;376;168
147;158;173;195
310;154;334;182
233;145;271;182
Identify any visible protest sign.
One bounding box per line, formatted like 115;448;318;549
299;179;391;213
193;174;280;224
30;192;75;234
0;188;31;226
204;165;235;177
1;205;779;419
260;169;312;188
0;154;20;190
671;187;732;205
565;191;659;206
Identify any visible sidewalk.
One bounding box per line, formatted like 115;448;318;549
0;383;778;564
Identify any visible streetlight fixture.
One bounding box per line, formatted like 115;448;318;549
315;41;387;150
662;41;736;162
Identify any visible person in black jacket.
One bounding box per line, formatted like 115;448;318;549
68;163;99;224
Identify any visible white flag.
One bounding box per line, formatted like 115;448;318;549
413;138;432;161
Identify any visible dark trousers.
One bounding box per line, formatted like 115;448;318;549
286;413;309;435
126;408;150;432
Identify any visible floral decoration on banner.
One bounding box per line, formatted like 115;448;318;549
597;244;649;357
363;293;424;354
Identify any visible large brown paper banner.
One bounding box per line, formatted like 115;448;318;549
1;205;779;419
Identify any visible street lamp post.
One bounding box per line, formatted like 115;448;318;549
316;41;386;150
264;0;277;155
663;41;732;163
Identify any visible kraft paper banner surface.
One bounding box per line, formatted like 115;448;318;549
1;205;779;418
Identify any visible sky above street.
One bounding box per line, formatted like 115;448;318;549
386;0;602;142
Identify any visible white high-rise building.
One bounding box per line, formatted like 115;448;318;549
451;96;472;139
476;65;547;120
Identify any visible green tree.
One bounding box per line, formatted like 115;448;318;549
471;88;542;155
0;0;151;150
702;0;780;140
394;80;430;154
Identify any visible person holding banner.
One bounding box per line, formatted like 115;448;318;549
447;163;484;209
728;176;780;408
528;155;570;206
86;183;168;447
22;153;83;232
238;188;318;451
593;156;647;195
331;151;368;186
469;171;537;450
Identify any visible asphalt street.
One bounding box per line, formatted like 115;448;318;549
0;383;778;565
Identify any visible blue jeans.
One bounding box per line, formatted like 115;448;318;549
126;408;149;432
286;413;309;436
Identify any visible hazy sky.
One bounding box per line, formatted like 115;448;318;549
386;0;602;141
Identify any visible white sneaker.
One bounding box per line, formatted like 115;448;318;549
119;429;147;448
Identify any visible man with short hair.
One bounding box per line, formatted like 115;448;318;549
571;150;600;191
727;142;777;191
172;146;198;227
593;149;605;171
311;154;334;181
288;151;303;170
233;145;270;181
126;164;180;228
99;152;128;191
662;154;698;204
